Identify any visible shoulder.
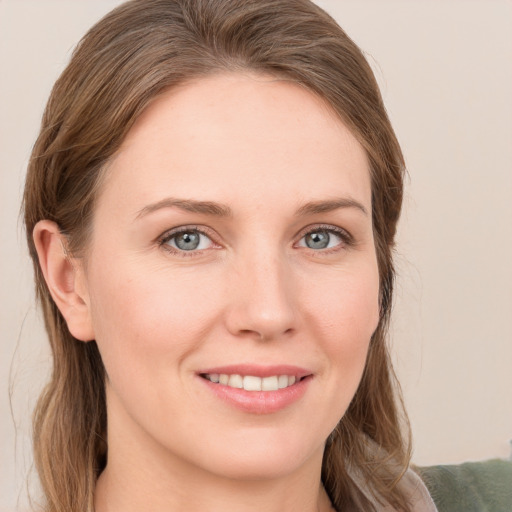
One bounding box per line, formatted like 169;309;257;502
344;462;438;511
415;459;512;512
399;467;438;512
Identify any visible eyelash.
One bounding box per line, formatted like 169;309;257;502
157;224;353;257
158;225;219;257
296;224;353;254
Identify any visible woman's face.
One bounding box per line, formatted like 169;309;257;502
80;73;379;481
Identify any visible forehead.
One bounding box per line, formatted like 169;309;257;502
99;72;371;214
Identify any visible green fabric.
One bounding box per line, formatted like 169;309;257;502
416;459;512;512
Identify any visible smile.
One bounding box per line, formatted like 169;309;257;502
202;373;298;391
198;365;312;413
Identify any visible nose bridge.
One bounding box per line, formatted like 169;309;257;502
226;243;297;341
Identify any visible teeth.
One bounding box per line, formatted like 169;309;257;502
278;375;288;389
261;376;278;391
228;374;243;388
243;375;262;391
205;373;299;391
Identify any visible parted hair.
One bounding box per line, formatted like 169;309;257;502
23;1;410;510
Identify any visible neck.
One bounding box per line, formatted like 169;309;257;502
95;385;335;512
95;417;332;512
95;465;333;512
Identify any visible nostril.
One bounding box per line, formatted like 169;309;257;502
237;327;295;342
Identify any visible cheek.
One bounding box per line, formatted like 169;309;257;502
303;261;380;391
284;260;380;441
305;263;380;343
86;258;224;378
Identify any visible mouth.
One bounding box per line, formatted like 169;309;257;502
197;365;312;414
200;373;302;391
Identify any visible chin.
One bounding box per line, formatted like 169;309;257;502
184;427;326;481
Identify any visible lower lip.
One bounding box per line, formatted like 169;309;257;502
199;376;311;414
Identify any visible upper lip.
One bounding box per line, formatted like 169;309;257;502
197;364;312;379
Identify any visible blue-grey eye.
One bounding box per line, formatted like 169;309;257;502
166;230;212;251
299;229;343;250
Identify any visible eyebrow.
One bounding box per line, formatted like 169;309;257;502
135;198;233;220
295;198;368;217
135;196;367;220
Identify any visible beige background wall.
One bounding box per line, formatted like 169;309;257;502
1;1;511;510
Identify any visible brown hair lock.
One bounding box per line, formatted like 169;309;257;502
23;1;410;510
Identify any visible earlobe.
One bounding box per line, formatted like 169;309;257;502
33;220;95;342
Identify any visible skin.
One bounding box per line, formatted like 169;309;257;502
35;73;380;512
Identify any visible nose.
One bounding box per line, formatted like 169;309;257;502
224;251;298;342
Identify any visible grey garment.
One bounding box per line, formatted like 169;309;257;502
346;465;438;512
416;459;512;512
399;469;438;512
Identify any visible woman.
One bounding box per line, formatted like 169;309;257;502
23;0;437;510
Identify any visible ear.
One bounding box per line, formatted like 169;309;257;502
33;220;95;342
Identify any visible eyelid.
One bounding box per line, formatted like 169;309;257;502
156;223;353;257
157;225;221;255
294;223;354;250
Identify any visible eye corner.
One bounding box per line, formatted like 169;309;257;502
294;224;354;253
157;225;221;256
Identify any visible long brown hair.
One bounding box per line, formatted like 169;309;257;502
23;1;409;510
